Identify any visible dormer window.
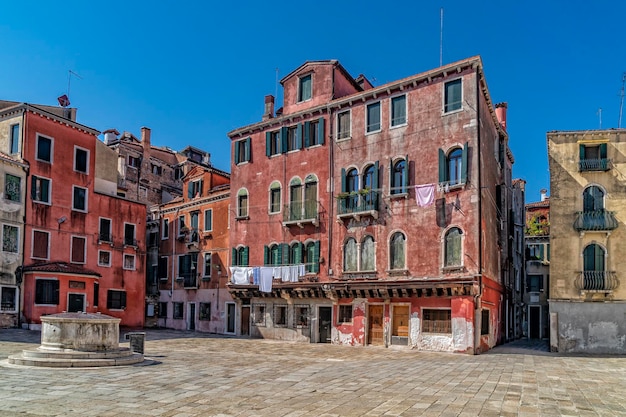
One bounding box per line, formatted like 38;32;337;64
298;74;312;102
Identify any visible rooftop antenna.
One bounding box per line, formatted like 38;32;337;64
275;68;279;102
619;72;625;128
439;7;444;67
597;108;602;129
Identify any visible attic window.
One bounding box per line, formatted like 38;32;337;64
298;74;312;102
151;164;162;175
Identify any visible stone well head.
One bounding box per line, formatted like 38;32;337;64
40;312;121;352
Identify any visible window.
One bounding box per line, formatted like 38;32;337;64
232;246;249;266
74;147;88;174
32;230;49;259
361;236;375;271
304;118;324;147
274;305;288;327
124;223;136;246
123;254;136;270
481;309;490;335
444;79;462;113
287;125;301;151
99;218;112;242
338;305;352;324
128;155;140;168
158;256;168;280
390;232;406;270
390;95;407;127
304;175;318;219
188;179;203;198
1;286;17;312
204;209;213;231
344;238;357;272
288;178;302;221
9;124;19;154
390;158;408;195
178;253;198;287
98;250;111;267
253;303;266;326
366;102;381;133
70;236;86;264
190;211;199;242
269;182;281;214
158;302;168;318
2;225;18;253
444;227;462;267
527;274;543;293
72;186;87;212
438;143;468;188
174;167;183;180
266;130;281;156
203;252;212;278
237;189;248;218
339;168;359;212
151;164;162;175
267;244;282;266
199;302;211;320
579;142;609;171
298;74;312;102
35;279;59;305
162;218;169;239
93;282;99;307
5;174;21;202
583;185;604;212
337;110;351;140
107;290;127;310
31;176;51;203
36;135;52;162
526;244;545;261
289;242;302;265
173;302;184;319
582;243;606;290
304;241;320;273
422;309;451;333
178;216;186;236
234;137;251;164
294;304;309;327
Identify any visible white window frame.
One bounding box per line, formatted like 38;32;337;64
0;285;18;313
389;94;408;128
123;253;136;270
365;101;382;134
70;235;87;264
162;218;170;240
31;229;50;260
204;209;213;231
441;225;465;269
32;175;52;205
124;222;137;246
203;252;212;278
268;181;282;214
159;256;169;281
73;146;90;174
298;73;312;103
99;217;112;242
1;224;19;253
336;109;352;141
72;185;88;213
35;133;54;163
443;77;463;114
98;250;112;267
9;123;20;155
34;277;59;306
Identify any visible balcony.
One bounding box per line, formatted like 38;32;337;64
575;271;619;293
282;201;319;228
337;190;379;221
573;210;618;232
579;158;611;172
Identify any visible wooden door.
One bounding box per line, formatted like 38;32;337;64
368;305;384;345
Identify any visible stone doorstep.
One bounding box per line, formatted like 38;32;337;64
7;352;144;368
21;347;135;360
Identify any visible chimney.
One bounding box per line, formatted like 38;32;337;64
141;127;151;151
540;188;548;202
103;129;119;145
263;95;275;120
495;102;508;131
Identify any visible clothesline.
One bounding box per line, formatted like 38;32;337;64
230;265;307;293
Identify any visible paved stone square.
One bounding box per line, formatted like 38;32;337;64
0;329;625;417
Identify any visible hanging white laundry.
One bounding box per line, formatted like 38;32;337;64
259;268;273;292
230;267;251;285
415;184;435;207
289;265;299;282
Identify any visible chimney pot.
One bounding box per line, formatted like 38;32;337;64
495;102;508;131
263;95;275;120
540;188;548;202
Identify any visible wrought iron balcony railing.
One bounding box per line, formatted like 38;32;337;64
180;273;197;288
337;190;379;220
579;158;611;172
98;232;113;243
575;270;619;292
573;210;618;231
283;201;319;227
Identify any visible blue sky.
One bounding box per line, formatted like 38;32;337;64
1;1;625;202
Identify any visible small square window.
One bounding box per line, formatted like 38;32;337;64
2;225;18;253
338;305;352;324
151;164;162;175
36;135;52;162
107;290;126;310
128;155;140;168
1;286;17;312
9;124;19;155
366;102;381;133
72;186;87;212
4;174;21;202
74;147;88;174
294;304;309;327
173;302;184;319
274;305;288;327
298;74;312;102
35;279;59;305
98;250;111;267
32;176;51;204
123;254;136;270
199;302;211;320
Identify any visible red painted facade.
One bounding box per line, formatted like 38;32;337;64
16;107;146;328
228;57;512;352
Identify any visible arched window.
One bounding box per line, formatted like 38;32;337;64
361;236;375;271
448;148;463;186
390;159;407;195
583;243;605;290
583;186;604;212
346;168;358;209
233;246;249;266
237;189;248;217
389;232;406;270
344;238;357;272
304;241;320;273
304;175;318;219
444;227;463;267
438;144;468;188
290;242;302;264
289;178;302;221
362;164;378;208
269;181;281;214
269;244;281;266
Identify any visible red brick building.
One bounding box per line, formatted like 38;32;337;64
0;102;147;329
155;163;231;332
229;56;513;352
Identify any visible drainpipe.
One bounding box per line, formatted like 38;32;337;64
169;208;180;328
327;106;334;280
474;69;483;354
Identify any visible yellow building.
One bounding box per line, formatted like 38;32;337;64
548;129;626;353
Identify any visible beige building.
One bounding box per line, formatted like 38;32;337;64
548;129;626;353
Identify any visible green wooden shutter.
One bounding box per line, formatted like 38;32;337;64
245;137;251;162
303;121;310;147
341;168;347;192
188;183;193;199
438;149;446;183
277;244;283;265
579;144;585;161
242;246;249;266
296;123;303;149
121;291;127;309
281;127;288;153
263;246;269;266
265;132;271;156
600;143;607;159
374;160;379;189
539;245;544;261
294;242;303;263
461;142;468;184
318;117;325;145
282;243;290;264
232;248;237;266
234;144;240;165
31;176;37;199
312;240;320;273
403;155;409;193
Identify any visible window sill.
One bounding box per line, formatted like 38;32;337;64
386;269;409;276
390;122;407;130
235;161;249;166
235;215;250;221
336;136;352;142
365;129;381;136
389;192;408;200
98;264;112;268
159;278;168;281
201;277;211;281
33;201;52;206
442;265;464;273
442;107;463;116
439;182;466;193
305;143;323;149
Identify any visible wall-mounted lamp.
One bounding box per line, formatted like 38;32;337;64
57;216;67;224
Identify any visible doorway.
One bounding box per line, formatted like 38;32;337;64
368;305;384;345
188;303;196;331
318;306;332;343
226;303;236;333
241;305;250;336
529;305;541;339
68;293;85;312
392;305;409;345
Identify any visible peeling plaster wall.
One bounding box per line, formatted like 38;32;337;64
551;301;626;353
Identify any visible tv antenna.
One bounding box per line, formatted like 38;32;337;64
597;108;602;129
439;7;444;67
619;72;625;128
58;70;82;108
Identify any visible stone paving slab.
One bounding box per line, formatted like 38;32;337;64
0;329;625;416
